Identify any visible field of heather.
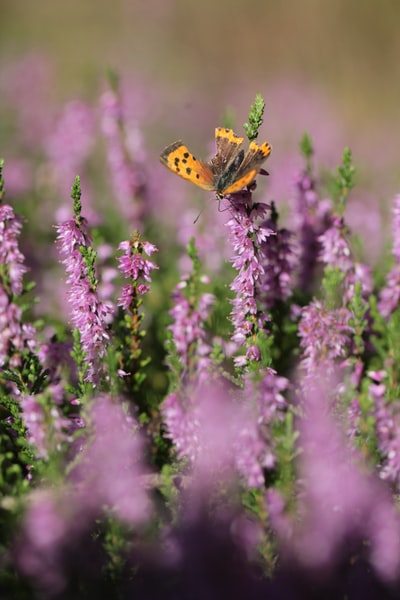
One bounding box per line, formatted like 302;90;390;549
1;2;400;598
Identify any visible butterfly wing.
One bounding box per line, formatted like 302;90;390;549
221;140;271;195
212;128;244;172
160;141;215;191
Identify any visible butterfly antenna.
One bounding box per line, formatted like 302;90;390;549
193;207;205;224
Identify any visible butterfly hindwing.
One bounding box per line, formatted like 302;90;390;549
221;140;272;195
160;141;215;190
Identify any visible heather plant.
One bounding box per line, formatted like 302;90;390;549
1;88;400;600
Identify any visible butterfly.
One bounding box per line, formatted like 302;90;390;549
160;127;271;198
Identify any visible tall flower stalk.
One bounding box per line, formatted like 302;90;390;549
298;148;371;375
0;162;37;372
378;194;400;317
226;192;274;368
161;238;215;460
100;72;146;225
55;177;114;388
292;134;332;295
115;231;158;393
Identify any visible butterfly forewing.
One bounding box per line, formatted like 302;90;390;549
220;140;271;195
160;141;215;190
233;141;272;179
212;128;244;170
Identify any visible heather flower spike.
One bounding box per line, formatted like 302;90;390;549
293;138;333;294
166;237;214;384
257;201;295;311
55;176;113;387
115;231;158;391
378;194;400;317
0;161;38;372
226;193;274;368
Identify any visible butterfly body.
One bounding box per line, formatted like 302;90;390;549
160;127;271;197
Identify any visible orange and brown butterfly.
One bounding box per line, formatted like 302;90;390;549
160;127;271;198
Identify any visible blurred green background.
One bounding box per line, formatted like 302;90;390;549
1;0;400;250
2;0;399;123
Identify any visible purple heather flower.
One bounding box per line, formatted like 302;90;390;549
318;216;353;272
298;299;354;374
278;372;400;583
55;216;114;383
257;212;296;310
225;193;274;363
167;275;214;381
15;490;70;596
100;88;146;223
0;204;38;369
235;370;288;486
161;390;200;461
0;289;37;369
116;236;158;307
20;393;68;459
379;195;400;317
17;396;151;595
318;216;373;300
291;169;332;293
162;374;287;489
70;394;151;524
117;239;158;281
0;204;29;296
370;371;400;488
162;381;261;492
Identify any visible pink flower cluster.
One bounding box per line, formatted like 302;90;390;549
55;217;114;383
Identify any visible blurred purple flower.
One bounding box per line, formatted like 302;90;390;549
318;217;353;271
167;276;214;382
162;374;287;490
298;300;353;374
0;203;37;368
291;169;332;293
379;195;400;317
257;210;296;310
370;371;400;488
100;88;147;224
15;490;70;596
55;216;114;383
46;100;95;194
1;54;54;148
161;390;200;461
162;381;257;493
236;370;288;487
319;216;373;300
17;396;151;595
0;290;37;369
0;204;29;296
20;393;68;459
278;372;400;584
70;394;151;524
2;159;32;198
